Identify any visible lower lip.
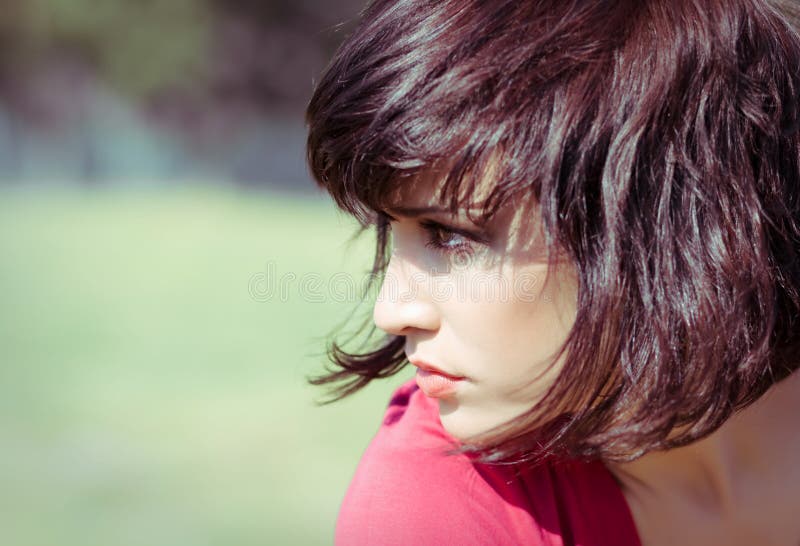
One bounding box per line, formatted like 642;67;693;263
415;368;464;398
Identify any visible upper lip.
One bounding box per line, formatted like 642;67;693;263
408;357;465;380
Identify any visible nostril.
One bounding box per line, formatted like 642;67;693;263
373;297;440;336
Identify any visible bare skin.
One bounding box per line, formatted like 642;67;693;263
373;174;578;440
607;369;800;545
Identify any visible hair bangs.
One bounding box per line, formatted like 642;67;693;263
305;0;621;231
306;83;549;231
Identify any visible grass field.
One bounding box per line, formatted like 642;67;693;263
0;183;413;546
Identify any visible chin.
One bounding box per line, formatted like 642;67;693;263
439;419;478;442
437;400;502;442
437;398;539;444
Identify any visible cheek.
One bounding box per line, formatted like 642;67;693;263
437;263;578;438
443;264;577;380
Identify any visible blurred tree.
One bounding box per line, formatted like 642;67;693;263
0;0;366;114
0;0;368;185
0;0;211;101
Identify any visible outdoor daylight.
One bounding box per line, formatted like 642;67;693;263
7;0;800;544
0;1;411;544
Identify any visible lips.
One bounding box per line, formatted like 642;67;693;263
409;359;465;398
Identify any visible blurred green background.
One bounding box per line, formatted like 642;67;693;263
0;1;412;545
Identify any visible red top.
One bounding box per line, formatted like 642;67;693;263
335;379;642;546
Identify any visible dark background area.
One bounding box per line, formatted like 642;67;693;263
0;0;365;189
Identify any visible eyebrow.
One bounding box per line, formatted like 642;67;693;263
381;205;492;230
382;205;454;219
388;203;492;217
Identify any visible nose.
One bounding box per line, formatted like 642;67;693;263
373;255;440;336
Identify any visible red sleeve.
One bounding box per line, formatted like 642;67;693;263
334;381;549;546
334;380;641;546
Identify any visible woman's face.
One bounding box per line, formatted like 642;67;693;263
373;175;580;441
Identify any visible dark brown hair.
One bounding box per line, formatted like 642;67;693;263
305;0;800;464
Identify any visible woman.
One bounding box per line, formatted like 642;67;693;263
306;0;800;544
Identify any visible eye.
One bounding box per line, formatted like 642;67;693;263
377;211;489;265
419;220;479;258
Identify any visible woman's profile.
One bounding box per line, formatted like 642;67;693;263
306;0;800;544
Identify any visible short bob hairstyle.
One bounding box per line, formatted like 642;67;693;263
306;0;800;464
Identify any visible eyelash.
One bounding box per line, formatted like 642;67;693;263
419;220;477;257
419;221;472;254
378;212;488;260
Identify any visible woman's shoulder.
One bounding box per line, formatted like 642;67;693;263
335;379;641;546
335;379;528;545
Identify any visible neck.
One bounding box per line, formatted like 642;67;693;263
607;370;800;513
